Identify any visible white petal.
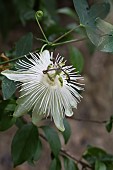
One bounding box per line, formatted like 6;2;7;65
13;98;30;117
51;90;65;131
53;114;65;131
1;70;34;82
65;109;73;117
40;50;50;62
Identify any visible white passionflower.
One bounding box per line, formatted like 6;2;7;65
1;50;84;131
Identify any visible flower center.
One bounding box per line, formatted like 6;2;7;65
42;64;63;88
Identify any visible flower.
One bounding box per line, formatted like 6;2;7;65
1;50;84;131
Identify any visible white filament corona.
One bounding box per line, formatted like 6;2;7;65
1;50;84;131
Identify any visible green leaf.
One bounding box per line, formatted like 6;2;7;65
15;117;27;129
89;3;110;22
106;115;113;133
73;0;110;46
69;46;84;73
83;146;107;165
0;100;16;131
0;99;16;131
95;161;106;170
85;3;110;46
105;163;113;170
95;18;113;52
2;77;16;100
42;126;61;157
73;0;89;26
73;0;110;27
28;138;42;165
106;121;112;133
83;145;113;168
15;32;33;57
11;123;39;167
62;118;71;144
0;112;16;131
49;158;61;170
31;138;42;161
63;156;79;170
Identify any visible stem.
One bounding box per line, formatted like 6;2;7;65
39;133;92;169
0;49;39;65
70;117;107;124
0;55;26;65
52;37;86;46
60;148;92;169
53;25;81;43
40;44;48;53
35;37;48;43
35;16;48;43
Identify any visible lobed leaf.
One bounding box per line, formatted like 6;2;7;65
73;0;110;48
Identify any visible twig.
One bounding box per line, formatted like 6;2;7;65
52;37;86;46
0;49;39;66
52;25;81;43
60;148;92;169
69;117;107;124
39;133;92;169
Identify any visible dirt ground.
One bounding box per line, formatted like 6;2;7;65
0;3;113;170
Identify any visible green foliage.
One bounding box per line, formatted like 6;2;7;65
15;32;33;57
62;118;71;144
0;100;16;131
63;156;79;170
95;160;106;170
16;117;27;129
1;33;33;100
73;0;110;27
12;0;35;25
106;115;113;133
2;77;16;100
69;46;84;73
42;126;61;157
83;146;113;169
11;123;39;167
95;18;113;52
49;158;61;170
31;138;42;161
73;0;110;48
73;0;89;26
